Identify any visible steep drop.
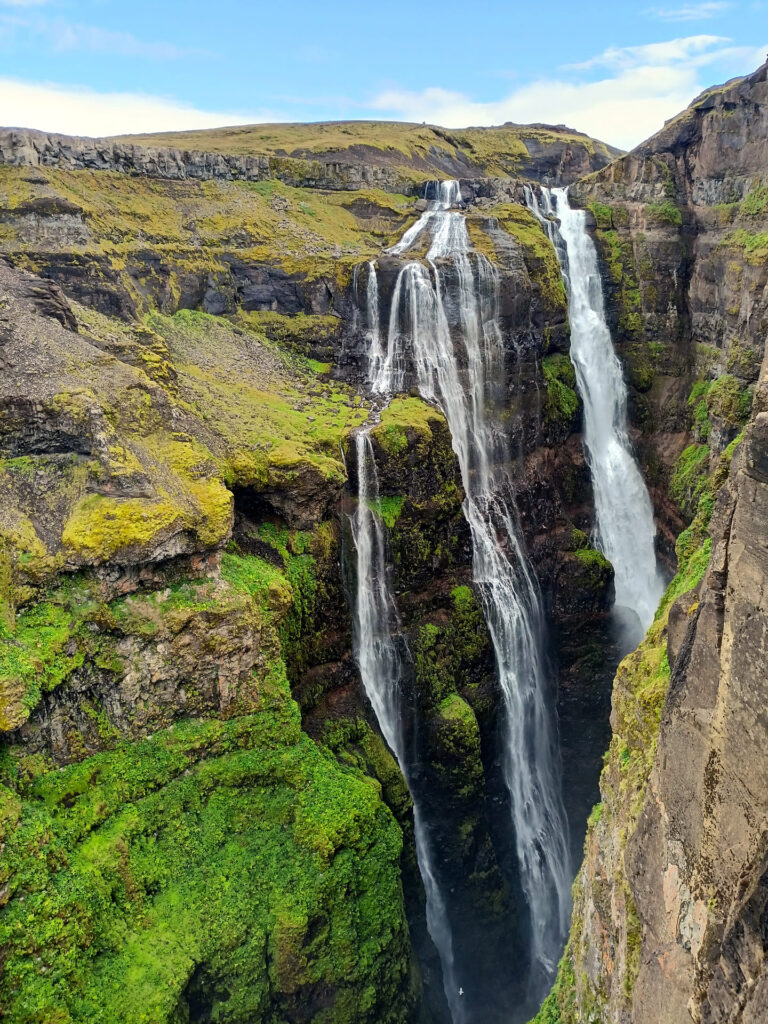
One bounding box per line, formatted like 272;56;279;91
350;429;463;1023
363;180;572;1004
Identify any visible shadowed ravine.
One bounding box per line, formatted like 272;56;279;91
350;182;574;1023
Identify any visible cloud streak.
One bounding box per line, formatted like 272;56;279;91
0;12;210;59
646;2;732;20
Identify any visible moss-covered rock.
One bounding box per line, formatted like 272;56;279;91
0;693;415;1024
0;526;418;1022
541;353;580;434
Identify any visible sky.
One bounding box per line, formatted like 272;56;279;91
0;1;766;150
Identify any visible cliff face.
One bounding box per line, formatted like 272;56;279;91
536;61;768;1024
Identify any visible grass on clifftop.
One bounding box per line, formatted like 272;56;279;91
109;120;617;179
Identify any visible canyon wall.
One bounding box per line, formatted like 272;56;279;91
0;130;615;1022
536;60;768;1024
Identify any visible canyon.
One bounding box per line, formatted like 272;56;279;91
0;61;766;1024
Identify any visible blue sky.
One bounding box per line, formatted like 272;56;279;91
1;0;766;148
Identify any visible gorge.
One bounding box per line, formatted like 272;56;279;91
0;57;766;1024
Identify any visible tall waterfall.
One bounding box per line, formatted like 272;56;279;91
362;181;572;996
525;187;663;642
350;430;464;1024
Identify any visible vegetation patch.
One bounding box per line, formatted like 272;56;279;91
367;496;405;528
646;200;683;226
722;228;768;265
542;354;580;429
670;443;711;516
486;203;567;314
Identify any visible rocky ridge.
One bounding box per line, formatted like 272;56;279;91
0;120;620;194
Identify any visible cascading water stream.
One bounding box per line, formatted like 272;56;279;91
350;429;464;1024
525;187;664;644
359;180;572;1001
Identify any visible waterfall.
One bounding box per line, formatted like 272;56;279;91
525;187;664;642
364;182;572;996
350;430;464;1024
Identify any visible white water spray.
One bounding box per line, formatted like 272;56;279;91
365;182;572;993
525;187;664;642
350;429;465;1024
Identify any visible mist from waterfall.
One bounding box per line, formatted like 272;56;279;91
525;186;664;645
350;429;464;1024
361;180;572;1001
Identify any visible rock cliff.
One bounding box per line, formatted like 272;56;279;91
534;60;768;1024
5;62;767;1022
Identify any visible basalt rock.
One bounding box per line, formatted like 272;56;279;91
535;60;768;1024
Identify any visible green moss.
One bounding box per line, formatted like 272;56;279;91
646;200;682;226
61;495;180;562
0;592;84;731
573;545;613;589
367;496;405;528
526;945;577;1024
488;204;567;314
588;202;613;230
670;444;710;515
741;182;768;216
688;379;712;440
593;228;644;340
0;540;14;630
148;310;367;488
1;537;415;1021
706;373;752;425
0;701;413;1023
412;586;491;710
434;694;479;754
372;397;442;458
239;311;341;357
723;228;768;265
542;354;579;429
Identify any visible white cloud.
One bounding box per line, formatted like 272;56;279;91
0;78;273;137
646;2;732;20
564;33;731;70
368;36;768;150
0;1;49;7
49;23;208;59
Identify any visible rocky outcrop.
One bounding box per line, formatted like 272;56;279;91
628;367;768;1024
0;127;419;193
